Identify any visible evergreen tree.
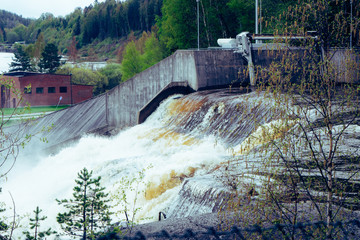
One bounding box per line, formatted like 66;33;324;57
22;207;56;240
38;43;62;73
0;206;9;239
56;168;112;240
9;44;33;72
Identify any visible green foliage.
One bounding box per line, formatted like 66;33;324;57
3;0;359;57
5;31;20;43
227;0;255;33
266;0;360;49
38;43;62;73
0;204;9;237
157;0;197;52
56;65;109;95
120;32;164;81
56;168;112;240
9;44;34;72
141;33;164;69
0;10;32;30
157;0;240;53
98;64;122;90
22;207;56;240
120;41;143;81
111;167;148;234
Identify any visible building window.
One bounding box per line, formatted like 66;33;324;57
24;87;32;94
48;87;56;93
36;87;44;94
60;87;67;93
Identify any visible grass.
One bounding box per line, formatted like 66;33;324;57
1;105;69;116
1;105;70;127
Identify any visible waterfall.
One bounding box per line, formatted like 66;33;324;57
1;89;278;237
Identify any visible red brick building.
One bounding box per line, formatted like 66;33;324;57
1;72;93;108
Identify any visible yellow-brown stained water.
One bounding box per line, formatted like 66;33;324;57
167;98;206;116
138;128;199;147
145;167;197;200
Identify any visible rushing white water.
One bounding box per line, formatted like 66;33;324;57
2;89;281;238
2;94;234;238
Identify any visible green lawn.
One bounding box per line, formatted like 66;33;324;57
2;105;69;116
1;105;70;127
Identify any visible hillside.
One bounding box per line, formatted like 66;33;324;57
0;10;32;28
1;0;358;62
0;10;33;42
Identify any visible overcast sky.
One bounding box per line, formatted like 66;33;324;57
1;0;105;19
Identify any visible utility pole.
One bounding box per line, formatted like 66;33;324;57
255;0;258;36
350;0;353;49
197;0;200;50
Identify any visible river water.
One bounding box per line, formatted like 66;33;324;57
1;89;280;238
0;52;107;73
0;52;13;73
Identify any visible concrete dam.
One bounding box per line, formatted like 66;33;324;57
12;46;359;152
17;49;251;151
3;43;360;236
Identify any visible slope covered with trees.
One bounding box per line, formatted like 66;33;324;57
2;0;359;95
1;0;163;59
1;0;309;58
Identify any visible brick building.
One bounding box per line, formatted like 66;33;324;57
1;72;93;108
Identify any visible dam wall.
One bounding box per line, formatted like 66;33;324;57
106;49;248;128
10;48;359;152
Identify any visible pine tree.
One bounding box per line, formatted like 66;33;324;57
9;44;33;72
56;168;112;240
22;206;56;240
38;43;62;73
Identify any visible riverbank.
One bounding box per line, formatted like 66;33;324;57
115;203;360;239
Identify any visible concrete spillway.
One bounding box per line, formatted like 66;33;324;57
9;48;358;152
12;49;249;151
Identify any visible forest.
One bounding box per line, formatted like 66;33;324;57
1;0;359;94
1;0;332;57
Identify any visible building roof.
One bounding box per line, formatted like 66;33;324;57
4;72;40;77
3;72;71;78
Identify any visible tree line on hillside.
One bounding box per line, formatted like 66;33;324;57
7;0;359;96
2;0;358;58
1;0;163;55
0;10;32;42
10;28;165;95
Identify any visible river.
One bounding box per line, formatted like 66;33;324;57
0;52;13;73
0;52;107;73
1;90;277;239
